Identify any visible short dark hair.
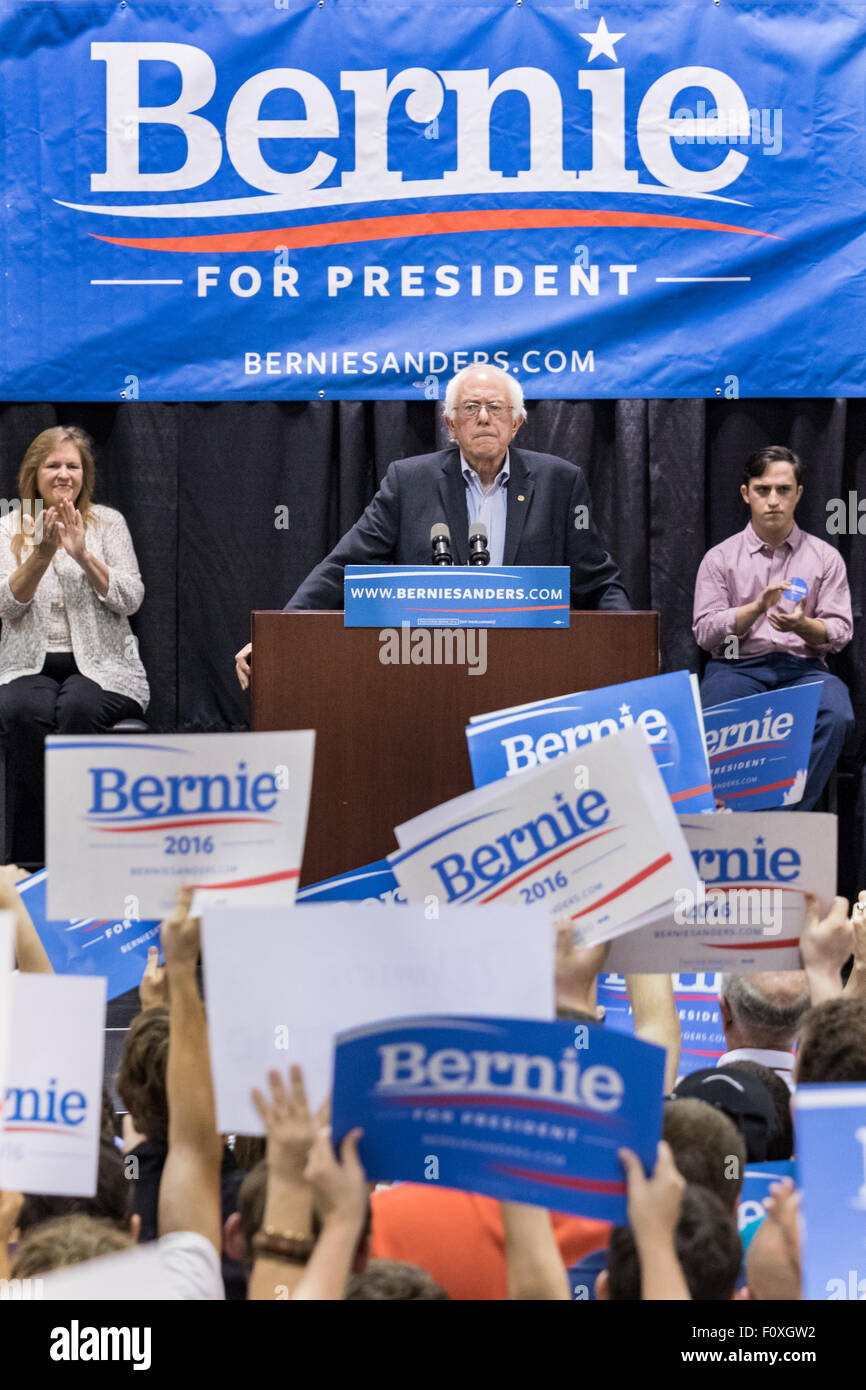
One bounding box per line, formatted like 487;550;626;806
718;1061;793;1160
345;1258;449;1300
796;998;866;1084
235;1159;374;1264
663;1098;746;1210
237;1159;269;1255
117;1006;169;1143
232;1135;266;1172
607;1184;741;1300
17;1141;133;1236
100;1087;119;1145
742;445;804;487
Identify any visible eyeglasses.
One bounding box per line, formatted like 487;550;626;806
457;401;513;419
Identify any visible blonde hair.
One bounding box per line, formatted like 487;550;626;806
11;1214;132;1278
11;425;96;562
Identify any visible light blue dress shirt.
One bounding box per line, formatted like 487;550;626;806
460;450;510;567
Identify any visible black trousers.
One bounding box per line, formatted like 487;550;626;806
0;653;143;866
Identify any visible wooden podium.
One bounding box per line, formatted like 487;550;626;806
252;611;659;887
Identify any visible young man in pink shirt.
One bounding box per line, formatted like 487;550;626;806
693;445;854;810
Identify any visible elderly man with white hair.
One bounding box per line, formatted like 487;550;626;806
235;364;629;682
717;971;812;1092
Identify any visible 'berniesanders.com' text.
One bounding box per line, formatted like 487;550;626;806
244;348;595;378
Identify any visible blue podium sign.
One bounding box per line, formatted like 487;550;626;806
344;566;570;628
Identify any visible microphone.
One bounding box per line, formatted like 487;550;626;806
468;521;490;566
430;522;453;565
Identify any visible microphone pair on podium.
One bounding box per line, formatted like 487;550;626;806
430;522;490;566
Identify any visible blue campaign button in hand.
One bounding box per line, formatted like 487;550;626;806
784;576;808;602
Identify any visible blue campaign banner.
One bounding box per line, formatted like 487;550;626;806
793;1085;866;1301
296;858;406;906
2;1;865;400
332;1013;665;1222
344;566;569;628
598;972;726;1076
16;869;161;1001
737;1159;797;1234
703;683;822;810
467;670;714;813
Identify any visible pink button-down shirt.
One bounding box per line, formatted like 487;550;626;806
693;522;853;661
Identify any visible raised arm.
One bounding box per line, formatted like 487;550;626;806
0;1192;24;1283
619;1141;689;1300
626;973;681;1093
799;892;852;1005
554;919;608;1021
290;1123;368;1301
842;892;866;1000
0;867;52;974
745;1177;802;1301
501;1202;571;1300
156;888;222;1251
248;1065;317;1301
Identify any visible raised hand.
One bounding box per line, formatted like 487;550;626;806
251;1064;318;1184
852;892;866;963
303;1123;367;1229
620;1140;686;1247
763;1177;802;1274
0;1190;24;1280
159;885;200;971
0;1190;24;1244
34;505;61;558
55;496;88;563
800;891;852;1002
235;641;252;691
139;944;167;1012
0;864;24;909
554;917;608;1019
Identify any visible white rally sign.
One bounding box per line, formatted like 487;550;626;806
0;973;106;1197
202;901;554;1132
46;731;315;919
605;811;836;973
390;723;696;947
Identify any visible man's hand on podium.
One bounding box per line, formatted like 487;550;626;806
235;641;252;691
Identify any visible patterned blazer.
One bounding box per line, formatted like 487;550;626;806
0;504;150;711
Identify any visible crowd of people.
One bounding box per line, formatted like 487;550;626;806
2;870;865;1301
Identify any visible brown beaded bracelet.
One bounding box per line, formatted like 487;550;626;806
252;1229;316;1263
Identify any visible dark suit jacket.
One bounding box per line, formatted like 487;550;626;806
286;446;630;611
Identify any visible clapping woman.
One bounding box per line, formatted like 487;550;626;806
0;426;150;865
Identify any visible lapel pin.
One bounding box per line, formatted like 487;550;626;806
517;494;525;501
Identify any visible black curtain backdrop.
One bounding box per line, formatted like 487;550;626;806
2;397;866;890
